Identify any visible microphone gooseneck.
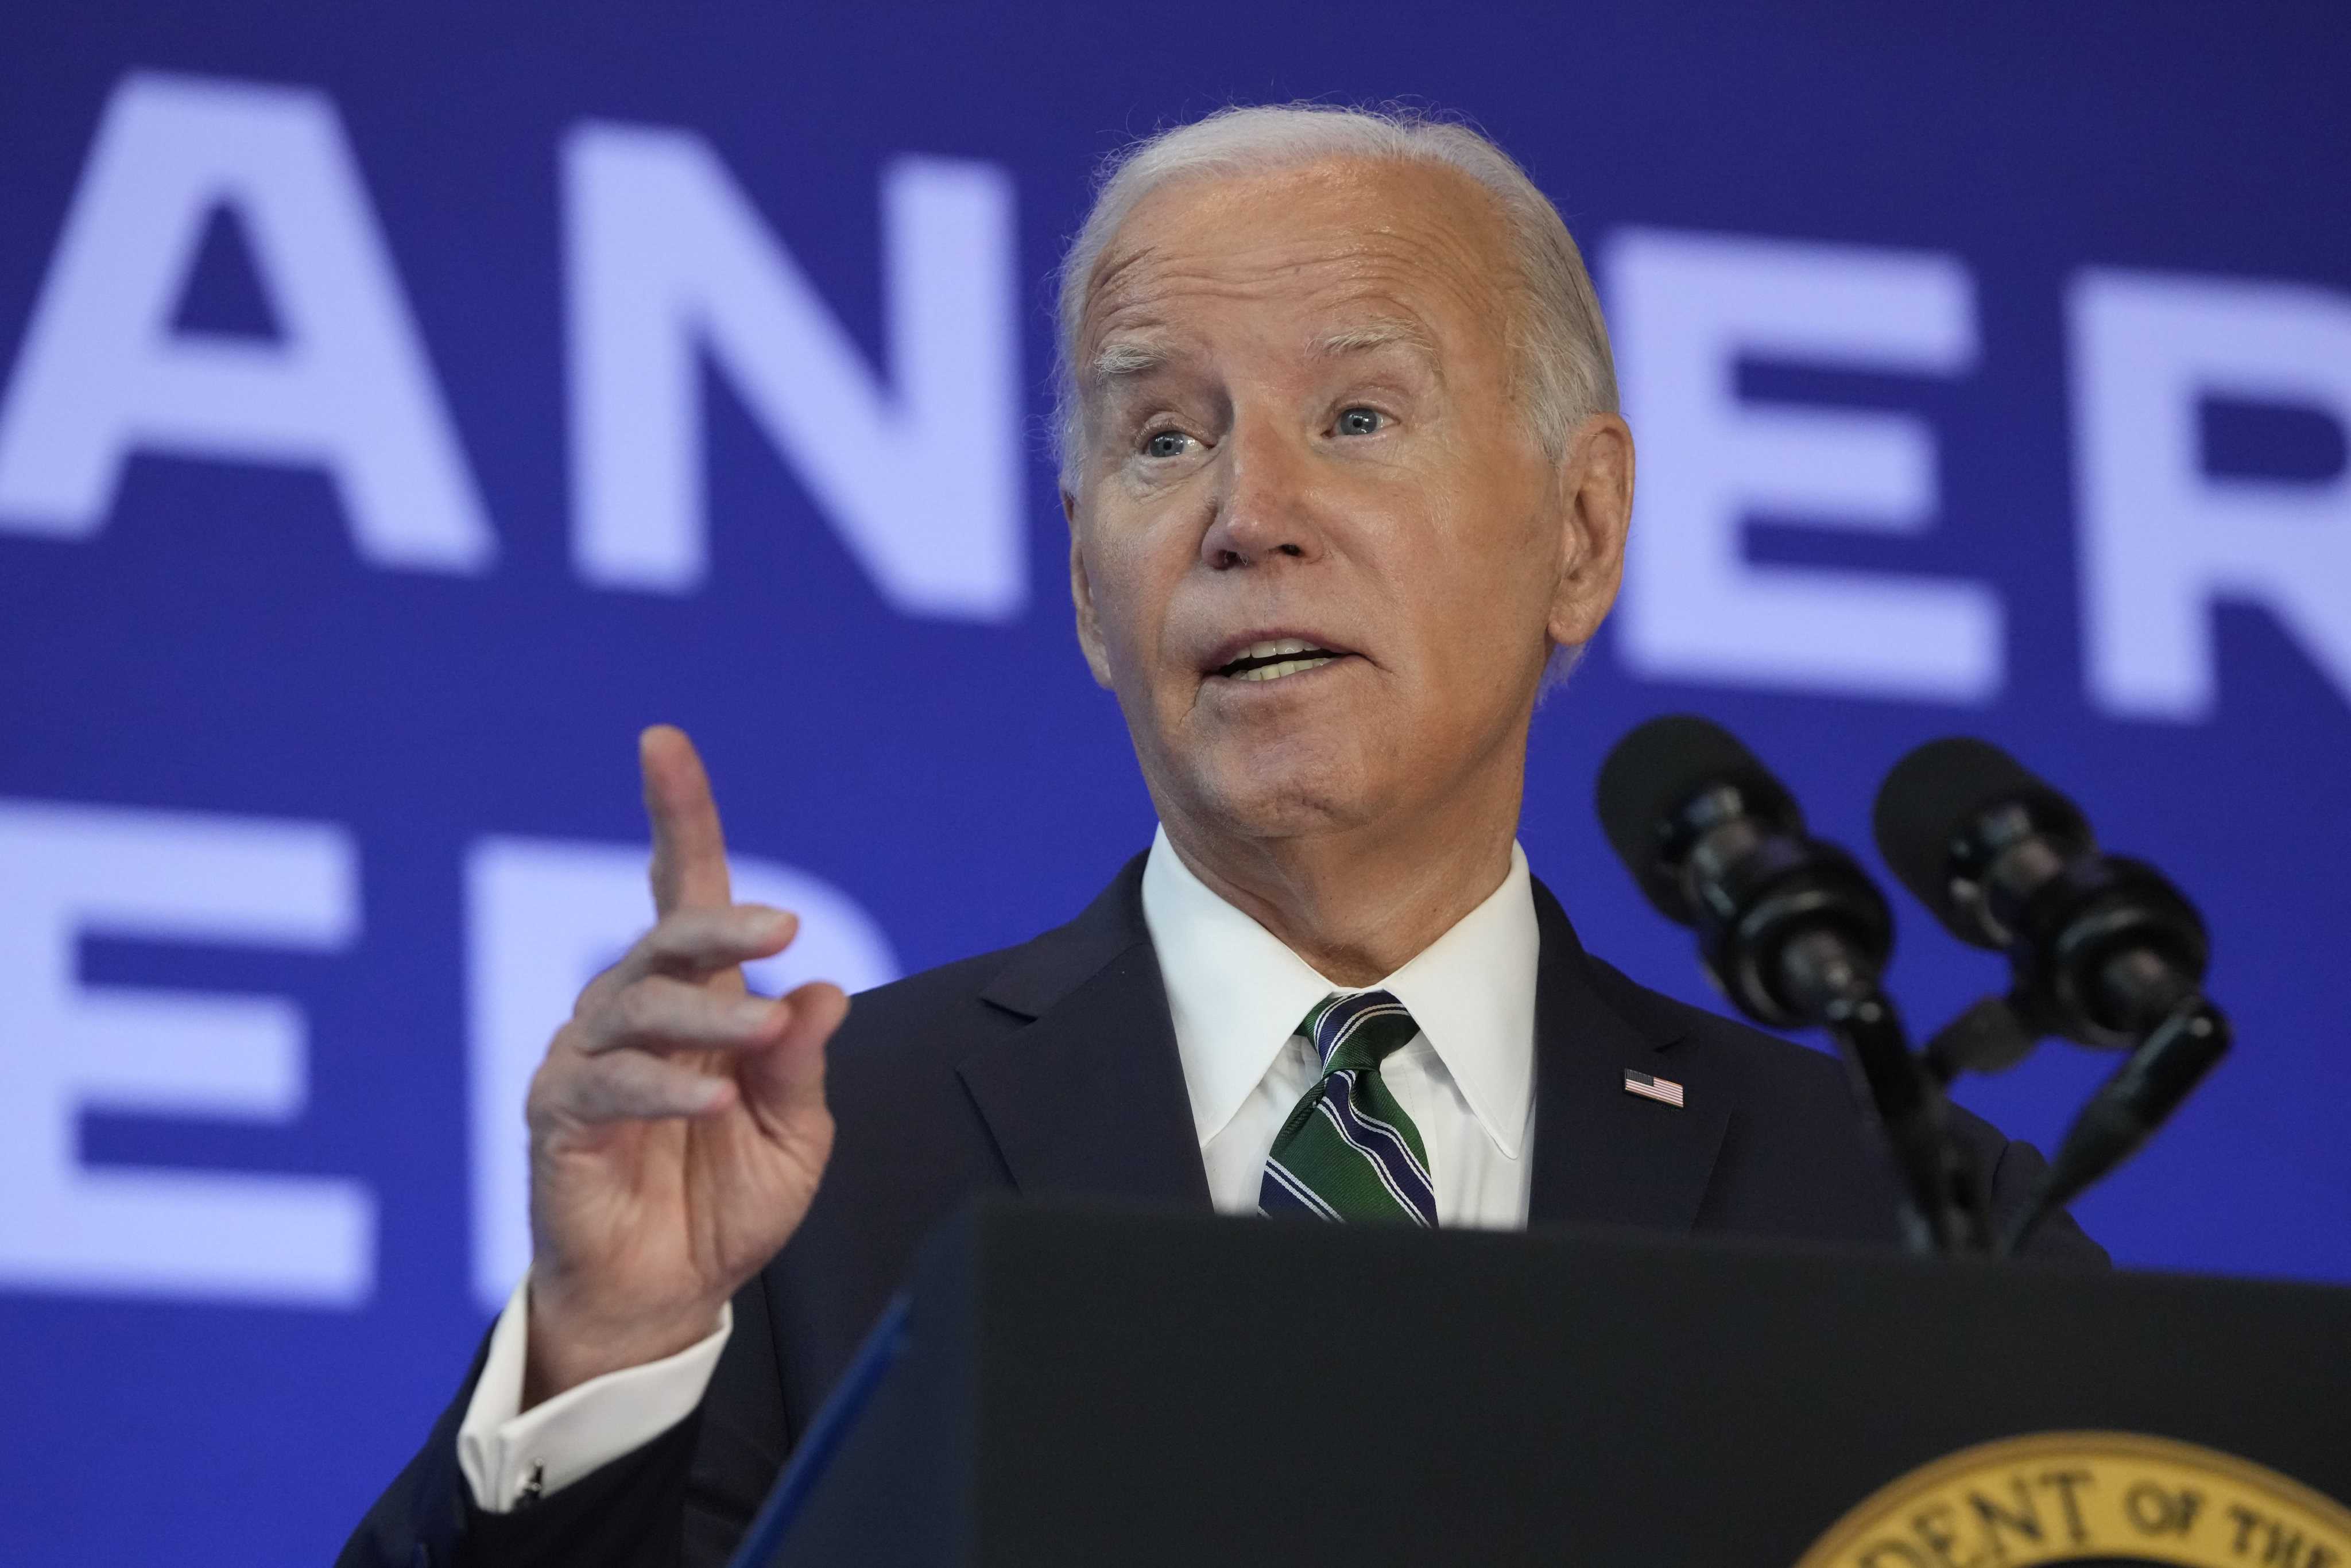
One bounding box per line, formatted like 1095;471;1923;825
1598;716;1990;1256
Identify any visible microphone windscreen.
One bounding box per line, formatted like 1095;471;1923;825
1871;736;2081;934
1595;715;1794;921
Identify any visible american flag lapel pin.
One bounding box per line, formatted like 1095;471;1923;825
1622;1068;1686;1108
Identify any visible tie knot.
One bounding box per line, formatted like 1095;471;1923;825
1302;990;1420;1076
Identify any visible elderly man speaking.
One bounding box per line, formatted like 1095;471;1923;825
344;103;2097;1567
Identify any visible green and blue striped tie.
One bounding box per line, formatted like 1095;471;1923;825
1257;991;1437;1225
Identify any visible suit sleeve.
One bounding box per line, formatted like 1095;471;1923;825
336;1274;790;1568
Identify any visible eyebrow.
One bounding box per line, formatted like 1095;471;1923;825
1314;317;1439;363
1085;316;1439;383
1089;336;1175;382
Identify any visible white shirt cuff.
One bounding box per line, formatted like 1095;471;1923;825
455;1275;733;1513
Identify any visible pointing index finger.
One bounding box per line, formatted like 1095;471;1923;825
641;724;733;917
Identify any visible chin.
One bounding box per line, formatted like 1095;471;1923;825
1179;740;1382;843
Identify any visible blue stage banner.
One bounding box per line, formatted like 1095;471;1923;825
2;3;2346;1561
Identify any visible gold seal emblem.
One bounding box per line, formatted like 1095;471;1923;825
1797;1431;2351;1568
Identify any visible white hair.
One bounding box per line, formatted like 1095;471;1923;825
1051;102;1618;486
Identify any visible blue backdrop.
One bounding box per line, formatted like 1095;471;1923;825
4;3;2349;1562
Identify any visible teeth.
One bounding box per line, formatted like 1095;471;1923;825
1242;637;1318;661
1236;656;1335;682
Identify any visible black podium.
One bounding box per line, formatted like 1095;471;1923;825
735;1202;2351;1567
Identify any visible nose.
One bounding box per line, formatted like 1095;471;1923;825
1198;414;1328;571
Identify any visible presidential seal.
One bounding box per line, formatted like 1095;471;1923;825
1797;1431;2351;1568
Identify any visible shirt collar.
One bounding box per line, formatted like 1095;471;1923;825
1140;825;1539;1161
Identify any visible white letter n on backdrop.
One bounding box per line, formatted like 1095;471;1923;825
565;124;1024;619
0;73;493;570
2071;270;2351;721
1605;230;2001;702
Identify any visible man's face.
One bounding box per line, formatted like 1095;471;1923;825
1064;156;1627;852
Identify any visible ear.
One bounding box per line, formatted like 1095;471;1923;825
1066;487;1116;689
1546;412;1635;650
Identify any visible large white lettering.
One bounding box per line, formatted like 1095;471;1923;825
464;837;898;1310
2071;270;2351;720
0;799;373;1305
566;125;1022;618
0;73;493;570
1606;229;2001;701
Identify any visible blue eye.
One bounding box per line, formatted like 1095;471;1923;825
1337;407;1385;436
1145;430;1192;458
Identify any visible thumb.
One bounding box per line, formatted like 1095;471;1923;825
741;980;847;1131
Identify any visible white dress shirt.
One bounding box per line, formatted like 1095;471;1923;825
1143;825;1538;1227
458;826;1544;1511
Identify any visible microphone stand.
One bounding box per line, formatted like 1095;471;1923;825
1779;932;1994;1257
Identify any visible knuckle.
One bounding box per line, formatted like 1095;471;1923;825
589;941;640;985
653;911;726;967
612;980;666;1037
533;1028;586;1084
639;922;685;966
607;926;663;977
527;1054;588;1128
568;1055;644;1120
524;1065;556;1124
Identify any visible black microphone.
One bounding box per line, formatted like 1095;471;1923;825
1597;716;1989;1253
1595;715;1891;1028
1872;737;2232;1251
1873;738;2211;1048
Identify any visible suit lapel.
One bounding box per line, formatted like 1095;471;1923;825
956;855;1213;1207
953;858;1732;1229
1525;878;1732;1233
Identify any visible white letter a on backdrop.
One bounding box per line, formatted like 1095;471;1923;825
0;72;494;571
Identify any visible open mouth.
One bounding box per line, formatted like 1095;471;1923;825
1211;637;1349;684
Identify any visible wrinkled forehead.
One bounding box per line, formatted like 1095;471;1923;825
1075;158;1521;377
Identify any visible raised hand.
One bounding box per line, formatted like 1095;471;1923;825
521;725;847;1407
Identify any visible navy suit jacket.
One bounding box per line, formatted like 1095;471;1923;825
340;855;2104;1568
